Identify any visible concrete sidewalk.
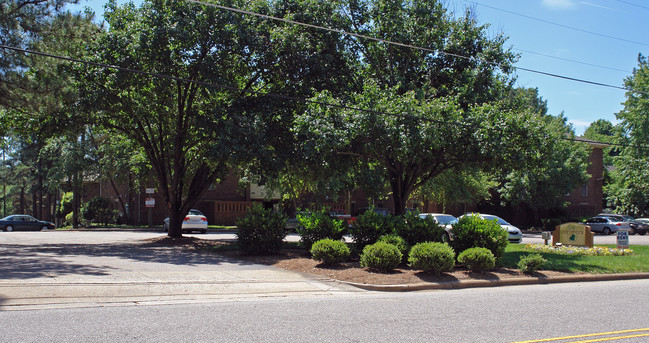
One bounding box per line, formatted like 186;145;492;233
0;238;360;311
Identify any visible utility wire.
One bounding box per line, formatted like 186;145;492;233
4;44;647;150
612;0;649;10
463;0;649;47
513;48;631;74
0;44;468;128
185;0;644;96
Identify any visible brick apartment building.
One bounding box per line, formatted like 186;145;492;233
79;137;608;227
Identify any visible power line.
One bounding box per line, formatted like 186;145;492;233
612;0;649;10
463;0;649;47
513;48;631;74
3;44;647;151
0;44;467;128
186;0;645;96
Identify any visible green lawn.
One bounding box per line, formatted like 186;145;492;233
502;244;649;274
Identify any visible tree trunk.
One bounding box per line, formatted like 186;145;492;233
167;208;183;238
389;171;413;216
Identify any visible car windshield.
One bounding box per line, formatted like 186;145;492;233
435;215;458;225
482;215;509;225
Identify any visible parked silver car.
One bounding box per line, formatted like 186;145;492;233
419;213;458;242
598;213;648;235
584;216;630;235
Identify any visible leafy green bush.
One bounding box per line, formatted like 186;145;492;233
396;211;445;246
360;242;403;272
349;208;393;250
296;209;346;249
83;196;118;225
518;253;547;274
377;234;409;261
450;215;509;263
235;204;288;255
457;247;496;272
310;239;350;266
408;242;455;275
56;192;73;219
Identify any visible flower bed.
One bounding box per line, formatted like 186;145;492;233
525;244;633;256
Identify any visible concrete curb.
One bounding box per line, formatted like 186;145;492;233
337;272;649;291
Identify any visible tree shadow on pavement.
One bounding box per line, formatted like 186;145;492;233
0;237;265;280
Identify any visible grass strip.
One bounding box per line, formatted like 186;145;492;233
502;244;649;274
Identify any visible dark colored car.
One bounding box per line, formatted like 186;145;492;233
0;215;56;232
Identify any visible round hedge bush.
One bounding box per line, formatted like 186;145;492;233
408;242;455;275
518;253;547;274
296;209;346;250
310;239;350;266
360;242;403;272
450;215;509;263
235;204;287;255
377;234;409;261
457;247;495;272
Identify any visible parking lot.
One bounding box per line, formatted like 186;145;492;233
1;229;648;246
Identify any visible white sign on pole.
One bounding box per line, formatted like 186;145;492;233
146;188;155;194
145;198;155;208
617;229;629;249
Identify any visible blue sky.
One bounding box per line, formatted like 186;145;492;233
450;0;647;134
69;0;647;135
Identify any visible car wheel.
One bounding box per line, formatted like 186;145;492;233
5;225;13;232
639;231;647;236
41;225;49;231
630;227;637;235
602;227;611;235
441;232;450;243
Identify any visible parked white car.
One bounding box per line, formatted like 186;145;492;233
419;213;458;242
458;213;523;244
163;209;208;234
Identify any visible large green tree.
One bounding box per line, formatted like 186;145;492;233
0;6;97;222
0;0;81;108
77;0;263;236
296;82;546;215
293;1;531;215
606;54;649;215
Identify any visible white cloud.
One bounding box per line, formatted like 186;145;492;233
542;0;577;10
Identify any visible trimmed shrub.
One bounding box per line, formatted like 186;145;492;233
518;253;547;274
296;209;346;249
310;239;350;266
408;242;455;275
83;196;118;225
396;211;446;246
360;242;403;272
457;247;496;272
450;215;509;263
349;208;393;250
235;204;288;255
377;234;409;261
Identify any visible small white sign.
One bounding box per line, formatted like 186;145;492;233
145;198;155;208
146;188;155;194
617;230;629;249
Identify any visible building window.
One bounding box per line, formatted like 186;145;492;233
581;185;588;197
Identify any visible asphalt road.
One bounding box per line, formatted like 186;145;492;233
2;279;649;342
